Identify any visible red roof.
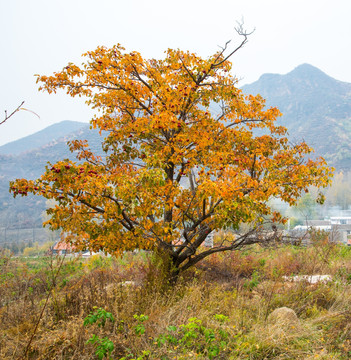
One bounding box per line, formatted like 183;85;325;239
52;241;77;252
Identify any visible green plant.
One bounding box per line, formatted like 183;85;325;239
153;315;229;359
244;270;260;290
86;255;113;270
258;258;266;267
120;350;151;360
133;314;149;336
87;334;115;360
84;307;115;328
339;245;351;258
84;307;116;359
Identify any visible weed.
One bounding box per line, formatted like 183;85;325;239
86;335;115;360
133;314;149;336
84;307;115;359
244;270;261;290
3;242;351;359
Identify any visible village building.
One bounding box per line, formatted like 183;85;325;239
50;240;106;257
292;216;351;245
50;241;78;256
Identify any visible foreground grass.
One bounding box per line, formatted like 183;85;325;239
1;239;351;359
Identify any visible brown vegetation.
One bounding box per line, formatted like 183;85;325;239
1;234;351;359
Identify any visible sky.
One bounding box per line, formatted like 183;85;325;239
1;0;350;146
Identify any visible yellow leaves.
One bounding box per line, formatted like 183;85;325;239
9;42;334;257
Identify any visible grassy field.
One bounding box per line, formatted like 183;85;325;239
1;235;351;359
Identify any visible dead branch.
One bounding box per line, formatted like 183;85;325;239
1;101;25;126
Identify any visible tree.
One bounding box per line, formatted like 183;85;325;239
324;171;351;210
10;29;332;277
292;193;318;220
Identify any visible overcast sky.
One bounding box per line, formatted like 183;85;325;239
1;0;350;146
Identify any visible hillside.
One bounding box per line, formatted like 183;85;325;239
0;123;105;236
0;120;88;155
242;64;351;170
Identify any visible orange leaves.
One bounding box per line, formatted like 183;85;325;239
10;42;334;259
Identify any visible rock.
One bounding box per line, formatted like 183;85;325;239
282;274;332;284
119;280;136;287
267;307;299;326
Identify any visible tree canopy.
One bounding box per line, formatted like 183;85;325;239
10;34;332;274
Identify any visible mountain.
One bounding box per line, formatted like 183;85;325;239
0;120;88;155
0;124;104;180
0;122;105;234
242;64;351;170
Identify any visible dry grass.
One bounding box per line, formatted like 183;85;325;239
1;236;351;359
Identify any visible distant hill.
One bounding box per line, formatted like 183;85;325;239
0;122;105;233
0;120;88;155
0;124;104;180
242;64;351;171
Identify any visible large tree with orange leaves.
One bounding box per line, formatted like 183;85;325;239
10;32;332;275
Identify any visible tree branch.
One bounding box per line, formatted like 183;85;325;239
1;101;25;126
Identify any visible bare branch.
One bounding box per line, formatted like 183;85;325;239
213;22;255;68
1;101;25;126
